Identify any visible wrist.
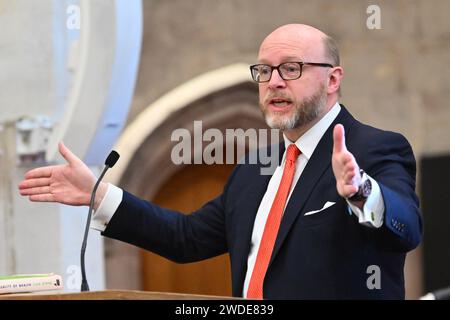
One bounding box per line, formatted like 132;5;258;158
347;169;372;202
94;182;109;211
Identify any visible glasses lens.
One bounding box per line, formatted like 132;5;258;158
279;62;301;80
252;65;272;82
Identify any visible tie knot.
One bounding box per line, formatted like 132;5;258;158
286;144;301;162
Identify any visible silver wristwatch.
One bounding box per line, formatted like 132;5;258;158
347;169;372;202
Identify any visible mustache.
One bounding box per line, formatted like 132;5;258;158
262;92;293;105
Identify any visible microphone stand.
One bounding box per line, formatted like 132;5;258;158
80;165;110;292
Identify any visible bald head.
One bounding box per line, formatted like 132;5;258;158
255;24;344;139
259;24;339;67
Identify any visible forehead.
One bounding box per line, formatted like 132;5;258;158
258;33;324;64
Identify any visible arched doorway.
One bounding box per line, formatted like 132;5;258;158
126;83;267;295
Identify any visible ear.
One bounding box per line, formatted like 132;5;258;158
327;66;344;95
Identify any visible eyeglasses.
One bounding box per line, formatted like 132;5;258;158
249;61;334;83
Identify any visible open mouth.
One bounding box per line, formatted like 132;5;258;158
268;98;292;110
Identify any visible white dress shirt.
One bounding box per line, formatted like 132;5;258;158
91;102;385;298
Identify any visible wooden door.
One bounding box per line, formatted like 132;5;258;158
141;163;235;296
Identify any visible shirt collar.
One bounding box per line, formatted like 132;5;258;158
283;102;341;160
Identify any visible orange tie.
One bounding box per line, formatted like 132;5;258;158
247;144;301;299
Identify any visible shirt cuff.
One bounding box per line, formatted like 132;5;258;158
90;183;123;232
346;174;385;228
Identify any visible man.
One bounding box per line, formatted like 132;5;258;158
19;24;422;299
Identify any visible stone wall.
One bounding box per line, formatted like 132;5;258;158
129;0;450;156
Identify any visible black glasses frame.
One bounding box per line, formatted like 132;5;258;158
249;61;334;83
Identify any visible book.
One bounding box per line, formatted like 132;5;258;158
0;273;63;295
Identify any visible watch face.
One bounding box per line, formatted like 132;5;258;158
347;171;372;202
362;178;372;197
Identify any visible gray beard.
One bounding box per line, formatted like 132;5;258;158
262;86;327;131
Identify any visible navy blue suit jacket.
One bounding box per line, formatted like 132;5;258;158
103;106;422;299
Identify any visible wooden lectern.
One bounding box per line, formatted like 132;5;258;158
0;290;238;300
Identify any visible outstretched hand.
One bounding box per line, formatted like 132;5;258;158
332;124;362;200
19;142;98;206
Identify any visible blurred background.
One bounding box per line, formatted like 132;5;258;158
0;0;449;299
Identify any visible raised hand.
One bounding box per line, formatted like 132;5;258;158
332;124;362;200
18;142;101;207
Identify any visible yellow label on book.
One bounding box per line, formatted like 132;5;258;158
0;273;55;280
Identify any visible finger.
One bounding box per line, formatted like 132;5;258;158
18;178;51;190
59;142;80;165
344;171;356;184
29;194;55;202
20;186;51;196
342;185;359;197
24;166;54;179
333;124;347;154
335;153;350;169
344;164;357;180
334;154;354;180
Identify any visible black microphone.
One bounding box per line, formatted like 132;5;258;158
80;150;120;292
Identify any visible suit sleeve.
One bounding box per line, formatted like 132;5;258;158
362;131;423;251
101;164;241;263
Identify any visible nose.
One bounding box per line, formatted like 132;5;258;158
267;68;286;89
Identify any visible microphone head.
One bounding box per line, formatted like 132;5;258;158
105;151;120;168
